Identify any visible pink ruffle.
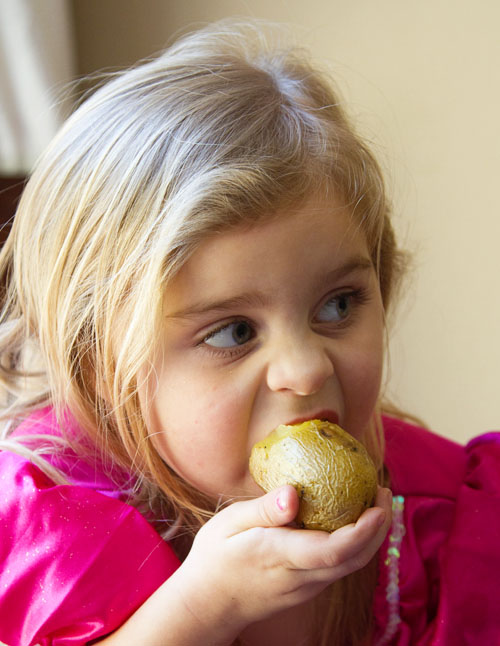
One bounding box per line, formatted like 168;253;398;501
0;409;180;645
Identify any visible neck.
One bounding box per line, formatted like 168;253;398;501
237;600;316;646
236;558;378;646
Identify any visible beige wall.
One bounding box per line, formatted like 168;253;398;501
72;0;500;444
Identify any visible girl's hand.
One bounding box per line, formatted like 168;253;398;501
99;486;391;646
175;485;392;643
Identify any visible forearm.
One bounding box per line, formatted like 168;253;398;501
96;566;242;646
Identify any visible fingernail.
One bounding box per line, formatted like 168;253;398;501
383;488;392;503
276;491;287;511
376;510;386;527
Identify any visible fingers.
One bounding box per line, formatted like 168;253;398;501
211;485;300;536
326;486;392;574
206;484;392;580
184;486;393;628
281;487;392;578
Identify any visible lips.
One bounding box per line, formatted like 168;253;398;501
285;409;339;427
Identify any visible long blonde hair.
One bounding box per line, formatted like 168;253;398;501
0;19;406;644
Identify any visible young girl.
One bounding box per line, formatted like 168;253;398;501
0;19;498;646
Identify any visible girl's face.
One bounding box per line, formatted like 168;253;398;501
141;198;385;502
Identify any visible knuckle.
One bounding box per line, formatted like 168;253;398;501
258;498;278;527
326;553;346;570
349;550;373;572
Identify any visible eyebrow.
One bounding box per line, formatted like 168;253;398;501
166;292;271;321
166;255;374;320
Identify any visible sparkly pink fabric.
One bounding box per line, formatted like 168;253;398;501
0;408;180;645
374;417;500;645
1;410;499;645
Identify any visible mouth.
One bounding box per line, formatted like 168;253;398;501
285;409;339;427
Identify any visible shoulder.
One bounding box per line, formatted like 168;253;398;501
0;414;180;646
382;415;467;498
10;406;130;495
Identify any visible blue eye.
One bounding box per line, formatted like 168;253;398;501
316;294;352;323
204;321;254;348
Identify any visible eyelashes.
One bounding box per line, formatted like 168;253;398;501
198;287;372;358
315;288;371;327
204;320;255;349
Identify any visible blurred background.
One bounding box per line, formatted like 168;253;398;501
1;0;499;443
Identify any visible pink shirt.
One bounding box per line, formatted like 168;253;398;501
0;408;180;645
374;417;500;645
0;409;499;645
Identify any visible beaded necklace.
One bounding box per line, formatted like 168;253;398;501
374;495;406;646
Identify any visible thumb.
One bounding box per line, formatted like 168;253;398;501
259;485;300;528
216;485;300;535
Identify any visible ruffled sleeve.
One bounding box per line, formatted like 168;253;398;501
0;449;180;646
432;433;500;644
374;419;500;646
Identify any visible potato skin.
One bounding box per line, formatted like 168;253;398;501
249;420;378;532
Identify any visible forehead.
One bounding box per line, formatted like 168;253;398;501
164;198;372;312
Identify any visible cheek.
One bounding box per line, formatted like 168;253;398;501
165;372;246;431
143;363;249;466
359;352;383;403
343;323;385;430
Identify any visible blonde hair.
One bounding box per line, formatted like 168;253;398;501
0;19;405;645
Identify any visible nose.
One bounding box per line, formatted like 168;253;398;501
266;334;334;396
